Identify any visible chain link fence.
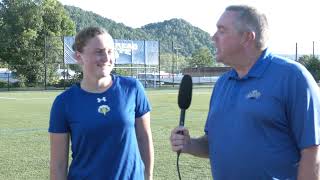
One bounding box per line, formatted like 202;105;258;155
6;37;319;91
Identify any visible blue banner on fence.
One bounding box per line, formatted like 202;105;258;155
145;41;159;65
63;36;77;64
131;40;145;64
114;39;133;64
63;37;159;65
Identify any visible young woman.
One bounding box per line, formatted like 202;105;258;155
49;27;154;180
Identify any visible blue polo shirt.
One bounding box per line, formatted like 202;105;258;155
205;49;320;180
49;75;151;180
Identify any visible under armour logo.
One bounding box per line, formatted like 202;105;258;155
97;97;107;103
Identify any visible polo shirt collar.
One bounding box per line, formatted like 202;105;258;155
227;48;271;80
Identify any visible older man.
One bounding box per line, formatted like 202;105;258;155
170;5;320;180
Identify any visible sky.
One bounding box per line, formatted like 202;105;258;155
58;0;320;55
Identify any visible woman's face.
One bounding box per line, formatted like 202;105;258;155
76;33;115;80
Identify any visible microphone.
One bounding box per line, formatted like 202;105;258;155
176;74;193;180
178;74;193;127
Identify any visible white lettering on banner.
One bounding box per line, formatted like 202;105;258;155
115;42;138;55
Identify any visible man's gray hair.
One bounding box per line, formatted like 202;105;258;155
226;5;269;50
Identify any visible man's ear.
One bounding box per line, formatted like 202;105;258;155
241;31;256;46
74;51;83;65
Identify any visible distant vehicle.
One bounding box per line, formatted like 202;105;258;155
137;71;220;84
56;68;76;80
137;71;169;87
0;68;20;83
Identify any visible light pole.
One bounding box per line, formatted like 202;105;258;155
172;47;181;87
175;47;181;73
5;69;10;91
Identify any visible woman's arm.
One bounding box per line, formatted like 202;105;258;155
50;133;69;180
135;112;154;180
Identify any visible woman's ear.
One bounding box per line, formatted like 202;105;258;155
74;51;84;65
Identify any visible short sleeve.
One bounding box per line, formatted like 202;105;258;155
48;94;69;133
134;80;151;118
286;67;320;149
204;83;218;135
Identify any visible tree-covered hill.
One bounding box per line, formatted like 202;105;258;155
64;6;151;41
141;18;214;56
64;5;214;57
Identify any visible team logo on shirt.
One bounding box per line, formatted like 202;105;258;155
98;105;110;116
246;89;261;99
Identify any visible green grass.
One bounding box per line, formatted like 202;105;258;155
0;88;212;180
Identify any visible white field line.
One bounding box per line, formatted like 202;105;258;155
147;92;211;95
0;128;47;134
0;92;211;100
0;96;51;100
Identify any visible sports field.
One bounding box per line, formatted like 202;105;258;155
0;87;213;180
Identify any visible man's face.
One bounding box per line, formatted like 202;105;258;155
212;11;244;65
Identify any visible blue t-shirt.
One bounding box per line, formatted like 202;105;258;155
205;49;320;180
49;75;151;180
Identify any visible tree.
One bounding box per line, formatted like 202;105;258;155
298;55;320;82
0;59;7;68
187;47;215;68
41;0;75;84
0;0;43;83
0;0;75;85
159;52;187;73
